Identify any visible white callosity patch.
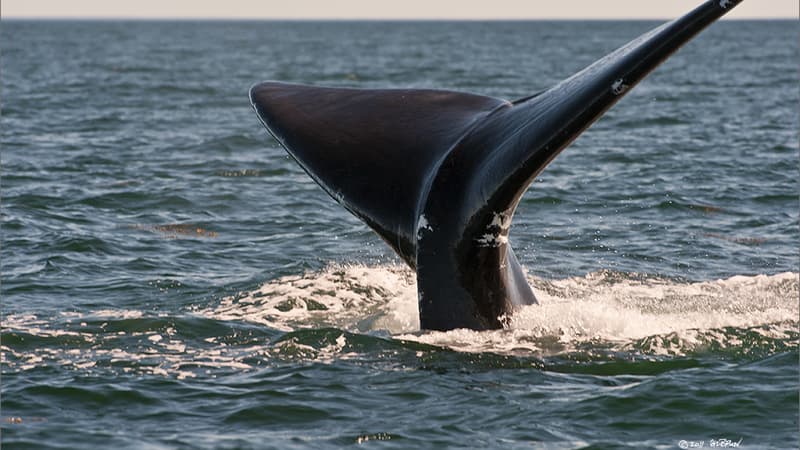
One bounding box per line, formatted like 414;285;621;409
416;214;432;241
611;78;629;95
719;0;733;9
489;210;512;230
476;210;512;247
476;233;508;247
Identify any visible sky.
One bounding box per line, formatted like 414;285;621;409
2;0;798;20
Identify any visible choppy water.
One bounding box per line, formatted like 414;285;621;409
2;19;798;449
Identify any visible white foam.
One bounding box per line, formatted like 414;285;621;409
511;271;798;339
3;268;797;377
1;310;257;379
200;264;419;333
203;266;798;355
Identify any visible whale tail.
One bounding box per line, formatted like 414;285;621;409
250;0;744;330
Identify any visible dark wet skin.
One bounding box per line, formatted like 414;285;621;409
251;0;744;330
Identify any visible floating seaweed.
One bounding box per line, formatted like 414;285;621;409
129;224;218;239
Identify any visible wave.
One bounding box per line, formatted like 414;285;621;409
3;267;796;378
200;265;798;357
204;265;419;333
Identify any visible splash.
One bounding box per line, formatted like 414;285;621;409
202;264;419;333
4;267;797;378
201;265;798;356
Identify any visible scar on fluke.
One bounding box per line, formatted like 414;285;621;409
250;0;746;331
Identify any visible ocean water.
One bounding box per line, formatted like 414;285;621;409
1;19;798;449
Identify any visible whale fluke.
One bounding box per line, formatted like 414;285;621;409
250;0;744;330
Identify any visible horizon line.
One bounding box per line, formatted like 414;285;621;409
3;15;794;21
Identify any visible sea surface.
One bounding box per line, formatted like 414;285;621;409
1;19;798;450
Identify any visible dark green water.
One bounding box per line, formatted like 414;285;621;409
2;20;798;449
